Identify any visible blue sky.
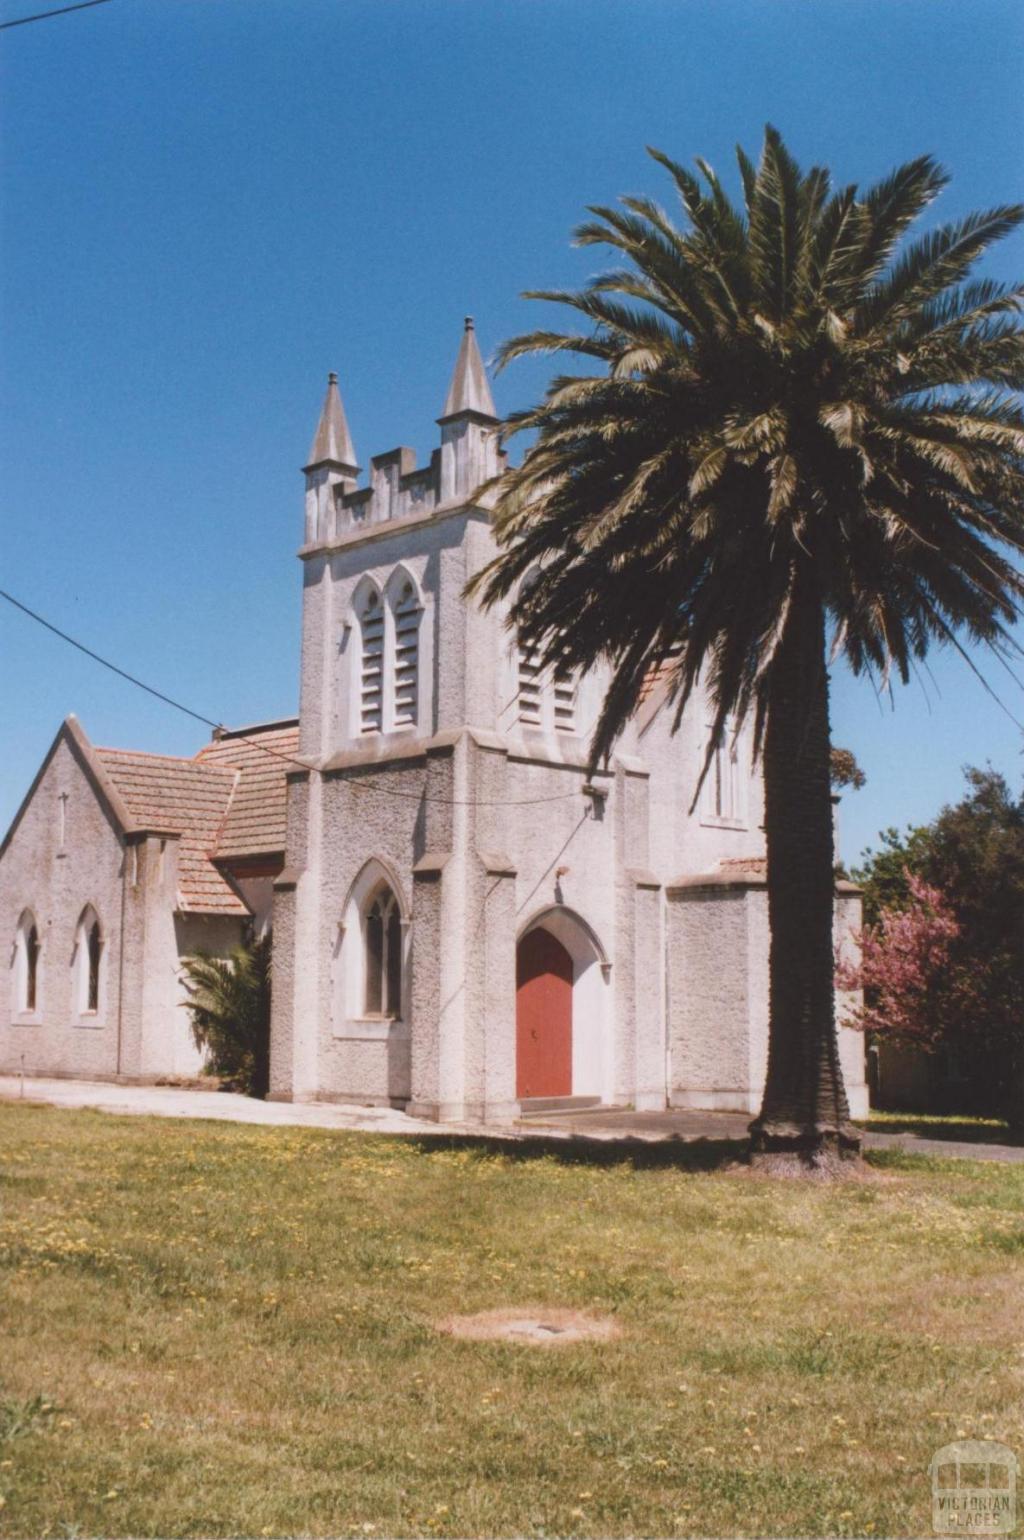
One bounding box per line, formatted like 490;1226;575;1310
1;0;1022;864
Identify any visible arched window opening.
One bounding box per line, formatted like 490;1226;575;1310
359;588;384;734
74;906;103;1017
14;911;41;1014
86;919;102;1012
393;580;421;728
364;886;402;1017
25;923;40;1011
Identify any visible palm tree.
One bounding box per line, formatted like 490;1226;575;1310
181;933;272;1098
470;128;1024;1169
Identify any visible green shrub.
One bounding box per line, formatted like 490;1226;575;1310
181;933;271;1097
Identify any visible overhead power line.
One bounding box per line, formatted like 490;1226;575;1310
0;0;113;31
0;587;584;808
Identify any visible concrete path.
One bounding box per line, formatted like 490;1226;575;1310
0;1076;445;1135
1;1076;1022;1162
523;1105;1024;1163
524;1107;756;1141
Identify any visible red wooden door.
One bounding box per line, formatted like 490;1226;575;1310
516;928;573;1099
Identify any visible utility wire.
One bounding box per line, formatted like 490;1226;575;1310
0;0;112;31
1;589;218;729
0;587;585;808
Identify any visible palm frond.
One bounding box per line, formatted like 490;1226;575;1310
469;129;1024;771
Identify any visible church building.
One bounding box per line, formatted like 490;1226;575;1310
1;320;867;1121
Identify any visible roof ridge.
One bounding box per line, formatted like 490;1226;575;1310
97;746;237;778
198;717;299;743
95;745;197;762
208;767;243;859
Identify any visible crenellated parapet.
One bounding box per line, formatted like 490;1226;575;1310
302;319;505;551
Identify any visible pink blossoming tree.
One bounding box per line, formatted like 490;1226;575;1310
837;872;959;1045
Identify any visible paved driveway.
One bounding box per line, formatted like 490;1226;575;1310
1;1076;1021;1162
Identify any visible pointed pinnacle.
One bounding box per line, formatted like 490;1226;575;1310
440;316;498;421
306;371;358;470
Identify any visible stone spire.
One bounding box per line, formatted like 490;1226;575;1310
305;371;358;472
303;372;359;545
437;318;501;503
439;317;498;423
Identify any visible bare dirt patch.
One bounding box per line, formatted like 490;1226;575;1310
437;1306;621;1345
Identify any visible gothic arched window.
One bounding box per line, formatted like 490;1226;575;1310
74;906;103;1016
392;580;421;729
358;587;384;734
13;910;41;1014
364;886;402;1018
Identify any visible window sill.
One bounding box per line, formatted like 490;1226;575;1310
334;1017;406;1042
699;815;748;831
357;724;419;742
73;1016;106;1030
10;1014;42;1027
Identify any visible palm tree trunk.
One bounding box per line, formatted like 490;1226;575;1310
748;582;861;1169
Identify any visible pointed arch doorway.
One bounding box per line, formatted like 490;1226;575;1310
516;927;573;1099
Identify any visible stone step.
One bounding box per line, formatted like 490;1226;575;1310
517;1096;618;1117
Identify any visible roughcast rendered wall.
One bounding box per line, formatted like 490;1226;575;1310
0;737;129;1080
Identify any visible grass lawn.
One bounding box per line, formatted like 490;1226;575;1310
1;1106;1022;1538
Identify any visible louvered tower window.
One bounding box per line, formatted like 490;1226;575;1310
359;589;384;734
393;581;421;728
517;635;543;726
553;666;576;734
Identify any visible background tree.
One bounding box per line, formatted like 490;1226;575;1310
837;871;960;1042
181;933;272;1099
852;768;1024;1130
470;128;1024;1169
830;746;866;793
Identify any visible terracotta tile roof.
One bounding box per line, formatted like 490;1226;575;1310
94;749;247;916
195;721;300;860
91;720;299;915
718;856;768;876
